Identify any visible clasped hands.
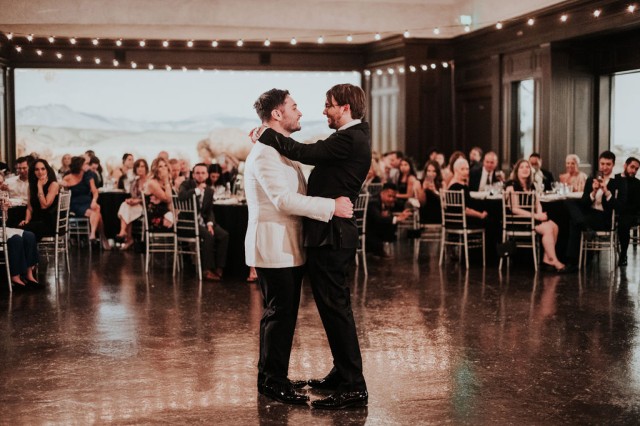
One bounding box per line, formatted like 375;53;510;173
248;125;269;144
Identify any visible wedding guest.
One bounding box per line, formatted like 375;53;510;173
469;151;502;192
6;157;30;204
441;151;466;188
115;159;148;250
366;183;412;258
447;158;487;227
528;153;554;192
58;154;72;175
558;154;587;192
469;146;483;170
88;156;105;188
20;159;60;240
63;156;109;249
144;157;174;231
505;159;565;272
207;163;225;197
395;158;421;210
115;153;135;191
613;157;640;266
419;160;443;224
169;158;186;192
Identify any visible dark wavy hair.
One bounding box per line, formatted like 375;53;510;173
69;156;85;174
254;89;290;122
422;160;443;190
28;159;57;205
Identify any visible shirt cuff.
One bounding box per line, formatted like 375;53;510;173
392;216;397;225
206;221;214;227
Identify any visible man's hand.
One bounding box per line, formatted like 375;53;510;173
249;125;268;144
197;181;207;190
207;224;215;236
396;209;413;222
592;178;601;193
334;196;354;218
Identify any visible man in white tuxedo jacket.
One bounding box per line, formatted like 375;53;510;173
245;89;353;405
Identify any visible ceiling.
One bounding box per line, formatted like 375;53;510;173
0;0;568;44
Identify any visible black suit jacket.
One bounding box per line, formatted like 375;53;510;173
468;167;498;192
365;194;394;234
177;179;216;225
612;173;640;216
579;175;617;215
258;122;371;249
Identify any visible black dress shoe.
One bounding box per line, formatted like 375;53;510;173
619;256;628;267
261;382;309;405
10;281;28;292
307;374;341;390
311;390;368;410
289;379;307;389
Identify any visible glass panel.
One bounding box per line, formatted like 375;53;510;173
611;72;640;175
517;79;535;159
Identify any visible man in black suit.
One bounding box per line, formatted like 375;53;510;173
529;153;554;192
178;163;229;281
614;157;640;266
366;183;412;257
469;151;502;191
565;150;618;267
257;84;370;409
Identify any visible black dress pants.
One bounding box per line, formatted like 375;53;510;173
256;265;304;386
618;214;638;257
306;246;367;392
565;201;611;262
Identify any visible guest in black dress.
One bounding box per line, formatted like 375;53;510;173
447;158;487;228
20;159;60;240
419;160;443;224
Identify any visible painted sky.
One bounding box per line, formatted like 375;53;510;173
15;69;361;122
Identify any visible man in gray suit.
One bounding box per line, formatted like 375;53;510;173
245;88;353;405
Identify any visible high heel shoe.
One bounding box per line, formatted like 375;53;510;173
25;279;46;290
11;281;27;292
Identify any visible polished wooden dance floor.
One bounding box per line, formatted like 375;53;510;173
1;242;639;424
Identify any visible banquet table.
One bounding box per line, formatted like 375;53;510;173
98;190;130;239
213;201;249;277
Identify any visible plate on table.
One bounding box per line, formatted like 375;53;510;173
214;198;240;205
8;198;26;206
470;191;487;200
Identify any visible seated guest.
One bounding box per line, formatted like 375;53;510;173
63;156;109;250
395;158;421;210
178;163;229;281
58;154;72;175
365;183;412;258
20;159;60;240
469;146;483;171
115;153;135;191
169;158;186;192
207;164;226;198
565;150;618;267
362;159;384;188
179;159;191;180
115;159;149;250
528;153;554;192
1;199;43;291
441;151;466;188
469;151;502;192
419;160;443;224
505;159;565;272
144;157;174;231
559;154;587;192
382;150;403;184
88;156;105;189
5;156;30;204
448;158;488;227
614;157;640;266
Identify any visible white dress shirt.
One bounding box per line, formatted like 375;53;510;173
6;176;29;203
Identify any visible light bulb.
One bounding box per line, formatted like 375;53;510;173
290;37;297;45
346;34;353;42
364;70;371;76
165;65;172;71
593;9;601;17
211;40;218;47
94;58;101;64
56;52;63;59
75;55;82;62
560;14;568;22
527;18;535;26
15;46;22;52
376;69;383;75
131;62;137;68
162;40;169;47
27;34;34;42
464;25;470;32
148;64;154;70
628;5;637;13
92;38;99;45
116;39;123;46
496;22;503;29
48;36;55;43
374;33;381;40
237;39;243;47
36;49;42;56
409;65;416;72
113;59;119;66
403;30;410;38
434;28;440;35
264;39;271;46
139;40;146;47
421;64;428;71
317;36;324;44
70;37;76;44
187;40;194;47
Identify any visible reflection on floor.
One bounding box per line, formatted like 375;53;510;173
1;242;639;424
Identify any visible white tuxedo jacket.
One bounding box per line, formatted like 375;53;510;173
244;142;335;268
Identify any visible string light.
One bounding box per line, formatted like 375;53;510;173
593;9;601;17
131;61;137;68
434;28;440;35
442;61;449;68
187;40;194;47
387;68;395;74
421;64;428;71
264;39;271;46
48;36;55;43
403;30;410;38
628;5;637;13
162;40;169;47
346;34;353;42
211;40;218;47
317;36;324;44
70;37;76;45
431;63;437;69
27;34;34;42
75;55;82;62
139;40;146;47
165;65;172;71
374;33;381;40
36;49;42;56
290;37;297;45
148;64;154;70
15;46;22;52
496;22;503;29
198;68;204;72
464;25;470;32
560;14;568;22
409;65;417;72
113;59;119;66
182;66;188;72
398;67;405;73
376;69;383;75
364;70;371;76
527;18;535;26
236;39;243;47
92;38;99;45
94;57;101;64
56;52;63;59
115;39;122;46
6;33;13;40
